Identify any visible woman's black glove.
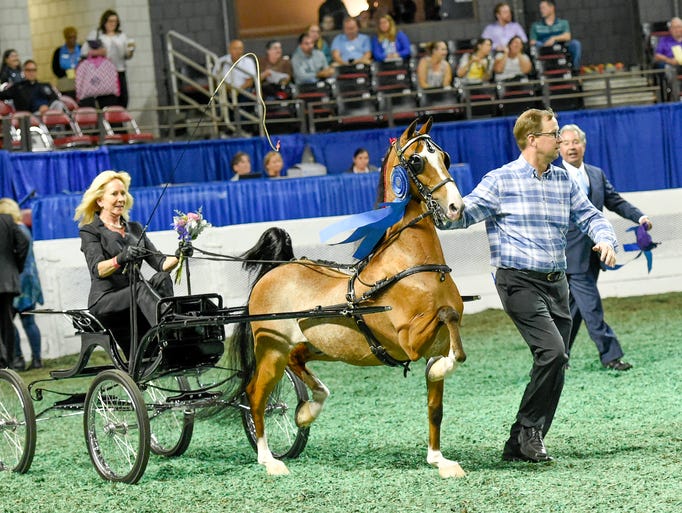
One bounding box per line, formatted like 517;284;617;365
175;241;194;258
116;245;146;265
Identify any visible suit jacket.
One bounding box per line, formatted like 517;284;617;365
79;217;167;310
562;163;644;274
0;213;29;295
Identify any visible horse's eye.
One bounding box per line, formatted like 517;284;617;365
408;154;424;174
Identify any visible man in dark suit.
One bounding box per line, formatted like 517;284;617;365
558;124;652;371
0;212;30;369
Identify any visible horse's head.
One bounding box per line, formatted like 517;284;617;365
381;118;464;228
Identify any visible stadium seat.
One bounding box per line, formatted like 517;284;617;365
73;107;124;144
102;106;154;143
41;109;93;149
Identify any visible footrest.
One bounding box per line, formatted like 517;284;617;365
50;364;116;379
52;393;87;410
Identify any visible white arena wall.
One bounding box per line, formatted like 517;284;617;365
21;188;682;360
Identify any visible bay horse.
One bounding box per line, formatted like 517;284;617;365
232;118;467;477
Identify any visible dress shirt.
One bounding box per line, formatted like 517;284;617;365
444;155;617;272
331;33;371;62
562;159;590;196
481;22;528;49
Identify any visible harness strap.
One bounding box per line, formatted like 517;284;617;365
345;264;452;377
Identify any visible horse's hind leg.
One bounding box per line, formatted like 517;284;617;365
426;307;467;382
246;345;291;476
425;378;466;478
288;343;330;427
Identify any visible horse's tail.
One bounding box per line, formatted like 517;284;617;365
229;227;295;393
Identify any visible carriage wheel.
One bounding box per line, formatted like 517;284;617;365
240;367;310;459
142;375;194;457
84;369;150;484
0;369;36;474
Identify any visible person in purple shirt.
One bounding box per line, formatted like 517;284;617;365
481;2;528;53
654;17;682;67
331;17;372;65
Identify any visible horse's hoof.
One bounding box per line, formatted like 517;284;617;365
426;356;457;382
295;400;320;427
439;463;466;479
265;459;290;476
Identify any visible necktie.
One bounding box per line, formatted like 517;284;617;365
575;168;589;196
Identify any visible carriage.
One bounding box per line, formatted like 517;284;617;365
0;118;474;483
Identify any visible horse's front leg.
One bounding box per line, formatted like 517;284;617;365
288;343;330;427
425;378;466;478
426;307;466;382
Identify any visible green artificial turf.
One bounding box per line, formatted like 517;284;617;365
1;292;681;513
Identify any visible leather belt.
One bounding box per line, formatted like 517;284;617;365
517;269;565;282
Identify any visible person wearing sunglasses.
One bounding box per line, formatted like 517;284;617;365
442;108;617;464
0;59;67;115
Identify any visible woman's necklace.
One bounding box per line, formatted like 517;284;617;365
102;218;123;229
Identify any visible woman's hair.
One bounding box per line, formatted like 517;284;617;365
377;15;397;42
353;147;369;158
507;35;523;49
264;150;282;168
231;152;249;169
426;41;446;56
513;108;555;150
2;49;17;67
98;9;121;33
475;38;492;53
0;198;21;222
306;24;326;51
63;26;77;39
74;170;133;226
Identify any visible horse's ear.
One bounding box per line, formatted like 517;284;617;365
418;117;433;135
401;118;419;142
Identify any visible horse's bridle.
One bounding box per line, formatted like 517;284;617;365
393;133;455;227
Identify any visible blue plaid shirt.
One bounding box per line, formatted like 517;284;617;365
446;156;617;272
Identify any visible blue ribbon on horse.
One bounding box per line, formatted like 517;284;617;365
602;224;660;273
320;198;410;259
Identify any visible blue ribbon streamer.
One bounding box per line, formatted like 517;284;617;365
320;198;410;259
602;224;659;273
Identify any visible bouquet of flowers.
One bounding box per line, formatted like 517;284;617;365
172;208;210;284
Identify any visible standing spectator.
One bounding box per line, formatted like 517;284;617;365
231;152;254;181
457;38;494;83
318;0;349;30
493;36;533;81
0;199;43;371
263;151;284;178
0;49;23;86
481;2;528;53
51;26;81;98
529;0;581;72
347;148;379;173
654;17;682;67
291;34;335;85
0;202;29;370
416;41;452;88
371;14;411;62
442;109;617;462
558;124;651;371
74;43;120;109
258;40;292;98
307;23;333;65
81;9;135;107
213;39;257;92
331;17;372;65
321;15;336;33
0;60;67;115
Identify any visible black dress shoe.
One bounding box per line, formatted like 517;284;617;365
605;359;632;371
518;427;552;462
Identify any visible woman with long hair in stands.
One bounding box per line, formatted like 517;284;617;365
371;14;411;63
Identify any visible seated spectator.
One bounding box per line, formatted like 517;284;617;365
319;0;349;30
347;148;379;173
307;23;332;64
529;0;581;71
457;38;494;83
481;2;528;53
213;39;257;92
231;152;255;181
331;17;372;66
321;15;336;33
371;14;411;62
0;60;67;115
291;33;335;85
357;10;373;30
263;151;285;178
416;41;453;89
654;17;682;68
493;36;532;81
52;26;82;98
257;40;292;99
0;49;23;86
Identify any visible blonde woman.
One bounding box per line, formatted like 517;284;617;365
371;14;411;62
74;171;178;355
263;151;284;178
416;41;453;89
306;24;332;64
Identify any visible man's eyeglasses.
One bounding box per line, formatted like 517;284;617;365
531;131;561;139
23;68;37;72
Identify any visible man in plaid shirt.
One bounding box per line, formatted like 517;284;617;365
444;108;617;463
